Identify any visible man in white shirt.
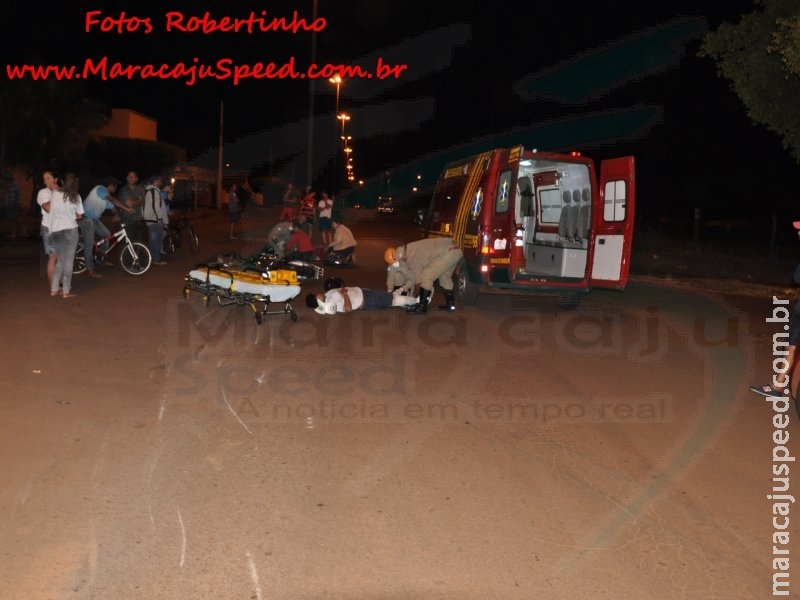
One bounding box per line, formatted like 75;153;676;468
306;286;417;314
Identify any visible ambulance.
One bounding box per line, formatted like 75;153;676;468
420;145;635;305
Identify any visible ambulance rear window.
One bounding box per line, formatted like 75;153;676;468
496;170;511;213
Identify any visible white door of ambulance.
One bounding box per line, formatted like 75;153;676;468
590;156;635;289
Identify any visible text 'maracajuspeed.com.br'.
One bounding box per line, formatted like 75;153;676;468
5;57;408;87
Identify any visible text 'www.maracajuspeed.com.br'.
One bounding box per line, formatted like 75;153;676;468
4;56;408;86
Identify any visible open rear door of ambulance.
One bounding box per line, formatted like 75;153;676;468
590;156;636;289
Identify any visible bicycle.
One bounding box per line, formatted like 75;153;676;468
162;207;199;257
73;224;152;276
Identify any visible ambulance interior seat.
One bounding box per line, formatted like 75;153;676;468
577;187;591;240
568;189;581;240
558;190;572;240
517;176;534;217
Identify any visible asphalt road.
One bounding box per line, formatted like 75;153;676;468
0;205;794;599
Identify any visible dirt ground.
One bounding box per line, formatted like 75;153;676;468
0;206;797;599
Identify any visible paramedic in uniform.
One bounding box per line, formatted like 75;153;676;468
386;257;414;295
383;238;463;314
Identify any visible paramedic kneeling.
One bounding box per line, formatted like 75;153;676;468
384;238;463;314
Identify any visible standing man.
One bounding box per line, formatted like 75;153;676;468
143;174;168;265
118;170;146;242
228;183;240;239
299;187;316;237
235;180;252;211
383;237;464;314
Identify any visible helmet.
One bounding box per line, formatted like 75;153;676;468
384;247;397;265
323;277;345;291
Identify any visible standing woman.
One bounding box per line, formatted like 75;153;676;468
47;172;84;298
37;169;61;290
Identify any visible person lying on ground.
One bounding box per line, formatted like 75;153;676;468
305;286;418;314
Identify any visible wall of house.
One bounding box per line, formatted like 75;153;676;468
97;109;157;141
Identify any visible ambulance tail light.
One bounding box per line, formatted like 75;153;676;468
480;230;490;255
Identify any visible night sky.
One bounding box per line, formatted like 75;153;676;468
3;1;799;224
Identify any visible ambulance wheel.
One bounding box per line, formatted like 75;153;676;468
455;259;479;305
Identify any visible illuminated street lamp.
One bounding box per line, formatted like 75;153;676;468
329;75;342;116
336;114;351;188
329;74;343;145
337;113;350;141
342;137;353;176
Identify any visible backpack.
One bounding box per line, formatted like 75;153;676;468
146;188;167;224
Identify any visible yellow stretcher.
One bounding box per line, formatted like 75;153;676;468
183;265;302;324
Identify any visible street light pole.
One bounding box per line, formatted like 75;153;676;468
338;113;350;143
305;0;318;191
329;75;342;139
328;75;342;193
216;100;223;210
337;113;350;189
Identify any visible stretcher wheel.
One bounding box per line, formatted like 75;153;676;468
203;296;209;307
183;288;190;299
291;312;298;322
255;314;263;325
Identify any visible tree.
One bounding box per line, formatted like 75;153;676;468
85;137;185;182
0;79;109;183
770;15;800;76
700;0;800;163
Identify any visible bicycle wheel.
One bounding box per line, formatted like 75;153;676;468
119;242;152;275
187;225;199;253
161;232;175;257
73;241;87;275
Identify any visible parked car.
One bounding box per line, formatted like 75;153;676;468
377;197;396;215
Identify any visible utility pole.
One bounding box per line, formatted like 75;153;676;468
216;100;224;210
305;0;318;192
